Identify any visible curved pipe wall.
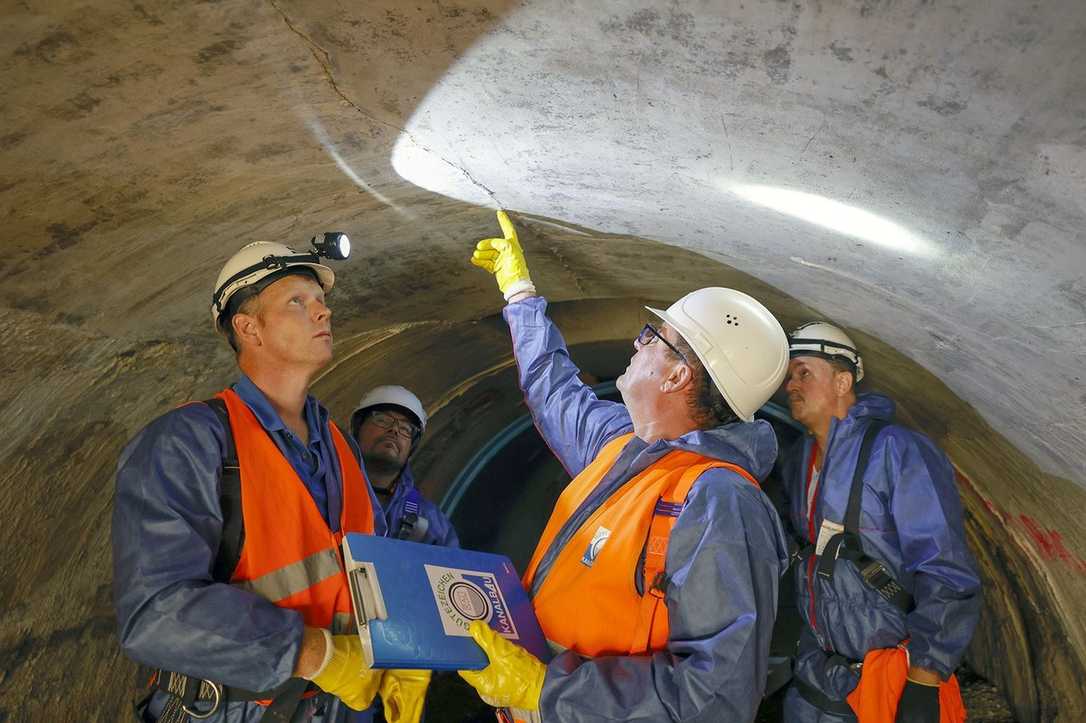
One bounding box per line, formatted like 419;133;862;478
1;2;1084;721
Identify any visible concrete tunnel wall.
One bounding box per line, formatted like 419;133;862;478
1;1;1085;721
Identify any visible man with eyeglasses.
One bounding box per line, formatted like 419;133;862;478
349;385;459;547
455;211;792;723
344;386;457;723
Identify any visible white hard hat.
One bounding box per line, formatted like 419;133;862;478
351;385;428;437
211;241;335;331
788;321;865;382
646;288;789;422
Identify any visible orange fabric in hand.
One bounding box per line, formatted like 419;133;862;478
846;646;966;723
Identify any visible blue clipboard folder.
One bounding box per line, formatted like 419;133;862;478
342;532;550;671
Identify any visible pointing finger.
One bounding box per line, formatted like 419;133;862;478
496;210;517;242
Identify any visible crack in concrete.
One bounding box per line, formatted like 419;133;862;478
720;115;735;172
801;118;827;155
266;0;502;208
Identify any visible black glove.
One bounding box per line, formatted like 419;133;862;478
895;679;940;723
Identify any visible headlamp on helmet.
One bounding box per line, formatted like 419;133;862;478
210;232;351;333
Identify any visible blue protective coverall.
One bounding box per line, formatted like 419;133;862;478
505;296;789;722
379;463;459;548
112;375;384;723
780;393;982;721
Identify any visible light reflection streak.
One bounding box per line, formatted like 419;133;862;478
305;116;417;222
731;184;938;258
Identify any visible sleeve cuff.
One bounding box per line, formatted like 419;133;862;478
303;628;334;680
904;646;952;679
503;278;536;301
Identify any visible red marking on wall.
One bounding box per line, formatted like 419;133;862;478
955;469;1086;576
1017;517;1086;574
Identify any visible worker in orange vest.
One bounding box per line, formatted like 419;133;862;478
459;211;791;722
114;237;429;723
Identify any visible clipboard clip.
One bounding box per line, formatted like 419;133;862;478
348;562;388;624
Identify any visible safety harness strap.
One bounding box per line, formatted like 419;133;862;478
396;488;424;540
138;671;310;722
136;399;315;722
813;421;914;614
794;676;856;716
206;397;245;584
630;460;759;654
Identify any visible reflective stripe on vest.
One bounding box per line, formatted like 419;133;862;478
522;433;759;658
219;389;375;632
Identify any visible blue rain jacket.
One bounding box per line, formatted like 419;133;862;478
780;394;981;715
112;377;384;723
504;296;789;723
380;463;460;547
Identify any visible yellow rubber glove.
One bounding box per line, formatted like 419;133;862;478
470;210;536;300
458;620;546;711
379;668;432;723
308;634;383;711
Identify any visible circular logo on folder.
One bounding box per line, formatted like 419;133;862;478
448;581;490;620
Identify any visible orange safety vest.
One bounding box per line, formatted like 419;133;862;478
846;645;966;723
219;388;375;636
522;432;758;658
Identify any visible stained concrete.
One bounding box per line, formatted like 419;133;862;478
0;1;1084;721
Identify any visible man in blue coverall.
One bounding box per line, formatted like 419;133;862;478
348;385;458;723
455;211;792;722
350;385;459;548
780;321;982;722
113;239;428;723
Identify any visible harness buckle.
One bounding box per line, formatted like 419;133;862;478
181;680;222;719
859;559;893;589
648;571;669;599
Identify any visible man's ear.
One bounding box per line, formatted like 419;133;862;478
232;312;261;349
661;360;695;395
833;369;854;397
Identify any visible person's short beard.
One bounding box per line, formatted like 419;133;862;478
362;448;405;484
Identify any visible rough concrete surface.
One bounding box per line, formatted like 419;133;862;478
0;1;1084;721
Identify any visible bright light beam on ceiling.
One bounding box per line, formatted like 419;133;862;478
305;116;418;222
731;184;939;258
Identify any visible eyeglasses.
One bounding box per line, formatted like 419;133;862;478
365;410;421;440
636;323;688;363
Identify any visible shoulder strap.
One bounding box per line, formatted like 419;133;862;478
816;420;913;612
843;420;889;540
631;458;757;653
205;397;245;583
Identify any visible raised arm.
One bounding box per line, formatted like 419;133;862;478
472;211;632;475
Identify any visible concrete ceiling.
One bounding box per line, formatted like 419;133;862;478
2;1;1085;720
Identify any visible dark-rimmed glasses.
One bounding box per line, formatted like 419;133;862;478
365;410;421;440
636;323;688;363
